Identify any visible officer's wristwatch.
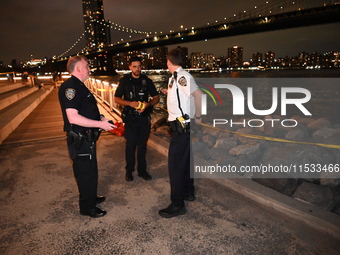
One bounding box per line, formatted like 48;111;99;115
195;115;201;119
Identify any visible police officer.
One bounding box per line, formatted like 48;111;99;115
58;56;114;218
159;49;203;218
115;56;160;182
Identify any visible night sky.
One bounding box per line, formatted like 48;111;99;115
0;0;339;65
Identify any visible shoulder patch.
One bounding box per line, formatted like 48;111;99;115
178;76;187;86
65;88;76;100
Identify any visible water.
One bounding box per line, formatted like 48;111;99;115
96;69;340;124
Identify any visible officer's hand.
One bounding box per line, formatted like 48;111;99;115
161;88;168;94
137;102;149;113
100;120;115;131
129;101;139;109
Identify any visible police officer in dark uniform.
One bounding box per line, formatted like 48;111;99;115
58;56;114;218
114;56;160;182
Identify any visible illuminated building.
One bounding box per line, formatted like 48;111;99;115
265;51;275;67
251;52;263;66
175;46;189;68
227;46;243;67
152;47;168;69
191;52;216;69
82;0;111;50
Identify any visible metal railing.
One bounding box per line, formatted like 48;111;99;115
84;78;121;114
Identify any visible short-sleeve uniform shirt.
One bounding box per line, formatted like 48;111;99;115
58;75;100;133
115;73;158;114
167;67;199;121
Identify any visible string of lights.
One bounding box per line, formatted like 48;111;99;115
56;29;89;59
55;0;336;60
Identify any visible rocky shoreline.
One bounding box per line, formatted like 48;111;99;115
151;114;340;215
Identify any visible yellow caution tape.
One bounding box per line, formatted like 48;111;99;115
97;88;116;92
152;104;340;150
199;123;340;150
155;104;168;112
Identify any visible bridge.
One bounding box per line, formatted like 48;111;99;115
48;0;340;72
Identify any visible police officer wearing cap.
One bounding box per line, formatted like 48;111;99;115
159;49;203;218
114;56;160;182
58;55;114;218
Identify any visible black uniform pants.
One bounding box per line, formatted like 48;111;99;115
168;131;194;207
67;137;98;212
124;114;151;174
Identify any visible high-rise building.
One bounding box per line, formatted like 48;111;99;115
175;46;190;68
251;52;263;66
152;47;168;69
264;51;275;67
227;46;243;67
191;52;215;69
191;52;205;68
82;0;111;50
112;51;149;69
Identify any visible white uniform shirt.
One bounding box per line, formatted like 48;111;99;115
167;67;199;121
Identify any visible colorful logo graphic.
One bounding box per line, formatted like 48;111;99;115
197;82;223;106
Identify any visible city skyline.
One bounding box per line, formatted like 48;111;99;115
109;45;338;70
0;0;340;66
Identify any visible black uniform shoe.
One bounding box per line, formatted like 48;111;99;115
80;207;107;218
125;172;133;181
159;204;187;218
184;194;196;201
138;172;152;180
96;196;106;204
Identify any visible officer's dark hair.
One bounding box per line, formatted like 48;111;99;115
129;56;142;65
167;49;183;66
67;55;88;74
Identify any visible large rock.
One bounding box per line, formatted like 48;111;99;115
291;115;315;125
229;143;261;156
293;181;335;211
307;117;331;131
209;147;230;162
261;145;297;164
252;174;298;196
285;127;308;141
320;177;340;189
324;131;340;146
312;128;340;142
213;136;237;150
192;140;211;161
234;127;261;144
202;133;217;148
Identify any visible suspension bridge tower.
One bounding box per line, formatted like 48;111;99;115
82;0;114;74
82;0;111;49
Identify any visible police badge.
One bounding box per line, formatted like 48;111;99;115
169;77;174;88
179;76;187;86
65;88;76;100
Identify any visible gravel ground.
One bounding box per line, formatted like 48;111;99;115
0;134;338;255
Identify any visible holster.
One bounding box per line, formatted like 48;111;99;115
85;129;101;143
67;131;84;149
169;119;190;134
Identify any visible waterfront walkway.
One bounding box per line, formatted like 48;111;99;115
0;85;339;254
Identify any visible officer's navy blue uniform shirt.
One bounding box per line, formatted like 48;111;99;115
115;73;158;114
58;75;100;133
